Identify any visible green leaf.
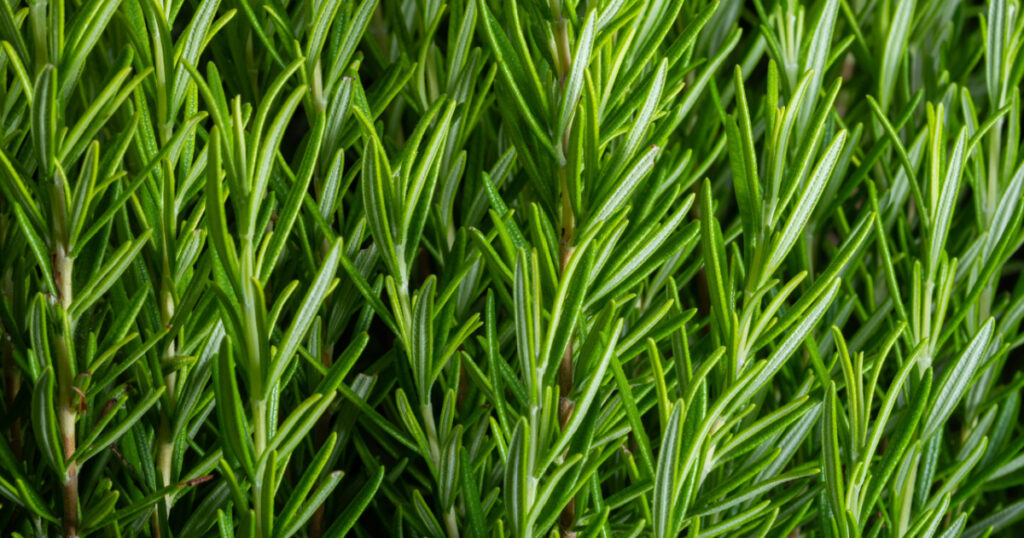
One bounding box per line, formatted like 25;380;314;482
877;0;915;112
60;65;148;169
58;0;122;100
475;0;553;155
863;370;932;511
738;278;841;407
358;122;402;281
964;499;1024;538
767;130;847;273
322;464;385;538
822;382;847;536
922;319;995;439
505;419;531;538
171;0;223;117
266;239;342;397
700;180;731;344
654;401;683;538
258;115;326;280
205;127;242;299
77;388;166;463
32;64;57;176
544;319;622;470
555;12;595;145
459;447;487;537
12;204;56;295
31;368;65;476
249;73;307;233
697;500;771;538
275;470;344;538
928;128;968;275
328;0;378;79
592;144;660;222
410;276;436;401
69;231;153;320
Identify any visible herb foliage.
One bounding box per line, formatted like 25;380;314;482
1;0;1024;536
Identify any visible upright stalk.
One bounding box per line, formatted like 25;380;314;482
556;167;576;406
553;7;577;533
155;272;177;526
155;106;180;534
242;231;271;538
51;175;78;537
556;175;577;538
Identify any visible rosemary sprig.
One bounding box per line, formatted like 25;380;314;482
2;0;1024;537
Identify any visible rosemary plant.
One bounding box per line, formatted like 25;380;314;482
2;0;1024;536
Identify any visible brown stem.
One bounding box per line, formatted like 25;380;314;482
53;244;79;538
51;163;79;536
57;340;79;538
559;498;577;538
553;9;579;530
58;371;79;538
61;463;79;538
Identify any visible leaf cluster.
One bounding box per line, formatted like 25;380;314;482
1;0;1024;537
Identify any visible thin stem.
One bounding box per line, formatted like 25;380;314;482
253;397;268;538
50;163;78;537
54;246;78;538
556;110;577;538
253;398;268;456
421;403;459;538
443;508;460;538
157;275;177;505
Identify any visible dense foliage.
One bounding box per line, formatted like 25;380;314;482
1;0;1023;536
